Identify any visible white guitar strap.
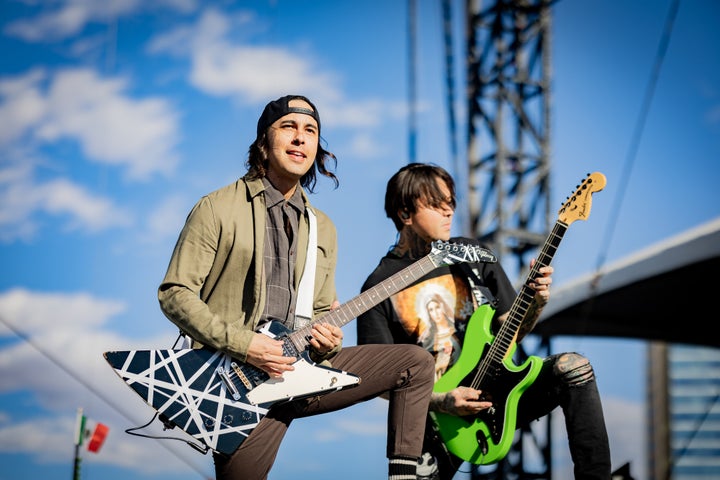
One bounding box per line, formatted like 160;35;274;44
294;207;317;330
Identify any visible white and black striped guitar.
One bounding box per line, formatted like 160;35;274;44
104;240;496;456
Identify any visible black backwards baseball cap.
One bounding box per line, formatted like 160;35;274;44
256;94;321;138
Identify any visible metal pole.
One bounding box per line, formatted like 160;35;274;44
73;407;84;480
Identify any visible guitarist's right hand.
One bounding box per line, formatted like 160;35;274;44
431;386;493;416
247;332;297;378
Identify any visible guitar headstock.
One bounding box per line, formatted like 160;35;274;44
429;240;497;267
558;172;607;225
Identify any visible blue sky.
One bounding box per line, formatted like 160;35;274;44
1;1;719;479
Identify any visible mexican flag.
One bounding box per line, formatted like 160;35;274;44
74;408;109;453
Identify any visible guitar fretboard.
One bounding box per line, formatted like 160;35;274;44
287;242;468;354
479;221;568;375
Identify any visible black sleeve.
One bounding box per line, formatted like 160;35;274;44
479;259;517;316
357;297;396;345
356;265;410;345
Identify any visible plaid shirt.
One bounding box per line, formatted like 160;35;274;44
260;178;304;329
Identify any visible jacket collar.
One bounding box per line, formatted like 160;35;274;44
245;175;311;207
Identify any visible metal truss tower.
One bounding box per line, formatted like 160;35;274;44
464;0;554;478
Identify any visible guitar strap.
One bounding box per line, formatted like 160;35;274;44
293;207;317;331
457;263;498;309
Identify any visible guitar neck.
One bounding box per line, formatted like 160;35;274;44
488;220;568;362
479;171;605;368
287;253;440;352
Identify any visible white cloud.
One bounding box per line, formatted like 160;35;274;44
0;68;181;180
148;8;340;106
0;154;134;242
0;66;182;241
0;288;125;337
0;68;48;145
0;287;213;475
3;0;198;42
4;2;97;41
146;7;401;134
40;68;181;179
0;287;131;407
346;132;389;159
40;177;133;230
142;194;190;243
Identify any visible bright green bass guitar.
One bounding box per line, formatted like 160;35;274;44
430;172;606;465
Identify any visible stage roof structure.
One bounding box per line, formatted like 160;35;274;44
534;217;720;348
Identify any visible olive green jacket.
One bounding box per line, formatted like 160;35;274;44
158;176;338;363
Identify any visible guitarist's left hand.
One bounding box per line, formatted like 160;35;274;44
528;258;553;305
308;301;343;363
515;259;553;342
309;321;343;355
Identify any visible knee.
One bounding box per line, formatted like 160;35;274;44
553;352;595;386
414;344;435;369
405;344;435;379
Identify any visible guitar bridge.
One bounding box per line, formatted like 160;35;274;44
217;366;241;400
476;429;489;456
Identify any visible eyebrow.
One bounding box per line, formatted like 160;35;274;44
279;118;318;129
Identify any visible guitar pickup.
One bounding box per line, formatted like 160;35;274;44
230;362;252;389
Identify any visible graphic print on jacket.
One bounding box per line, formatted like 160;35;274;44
390;272;475;381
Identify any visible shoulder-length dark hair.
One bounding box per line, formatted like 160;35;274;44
244;133;339;193
385;162;456;231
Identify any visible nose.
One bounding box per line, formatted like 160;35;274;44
292;130;305;145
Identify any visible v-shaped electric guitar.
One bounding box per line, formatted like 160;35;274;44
104;240;496;456
430;172;606;465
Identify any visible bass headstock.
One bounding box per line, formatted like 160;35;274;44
558;172;607;225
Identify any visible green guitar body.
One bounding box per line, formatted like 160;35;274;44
429;172;606;464
430;304;543;465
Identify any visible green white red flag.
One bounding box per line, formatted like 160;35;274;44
74;408;109;453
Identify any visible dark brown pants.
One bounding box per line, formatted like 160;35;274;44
214;343;435;480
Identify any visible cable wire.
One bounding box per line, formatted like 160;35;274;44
593;0;680;275
0;314;212;479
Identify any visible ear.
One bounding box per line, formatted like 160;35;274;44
400;210;410;220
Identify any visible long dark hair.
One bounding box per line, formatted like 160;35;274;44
385;163;456;231
244;133;339;193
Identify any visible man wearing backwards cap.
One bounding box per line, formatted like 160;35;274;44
158;95;435;480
